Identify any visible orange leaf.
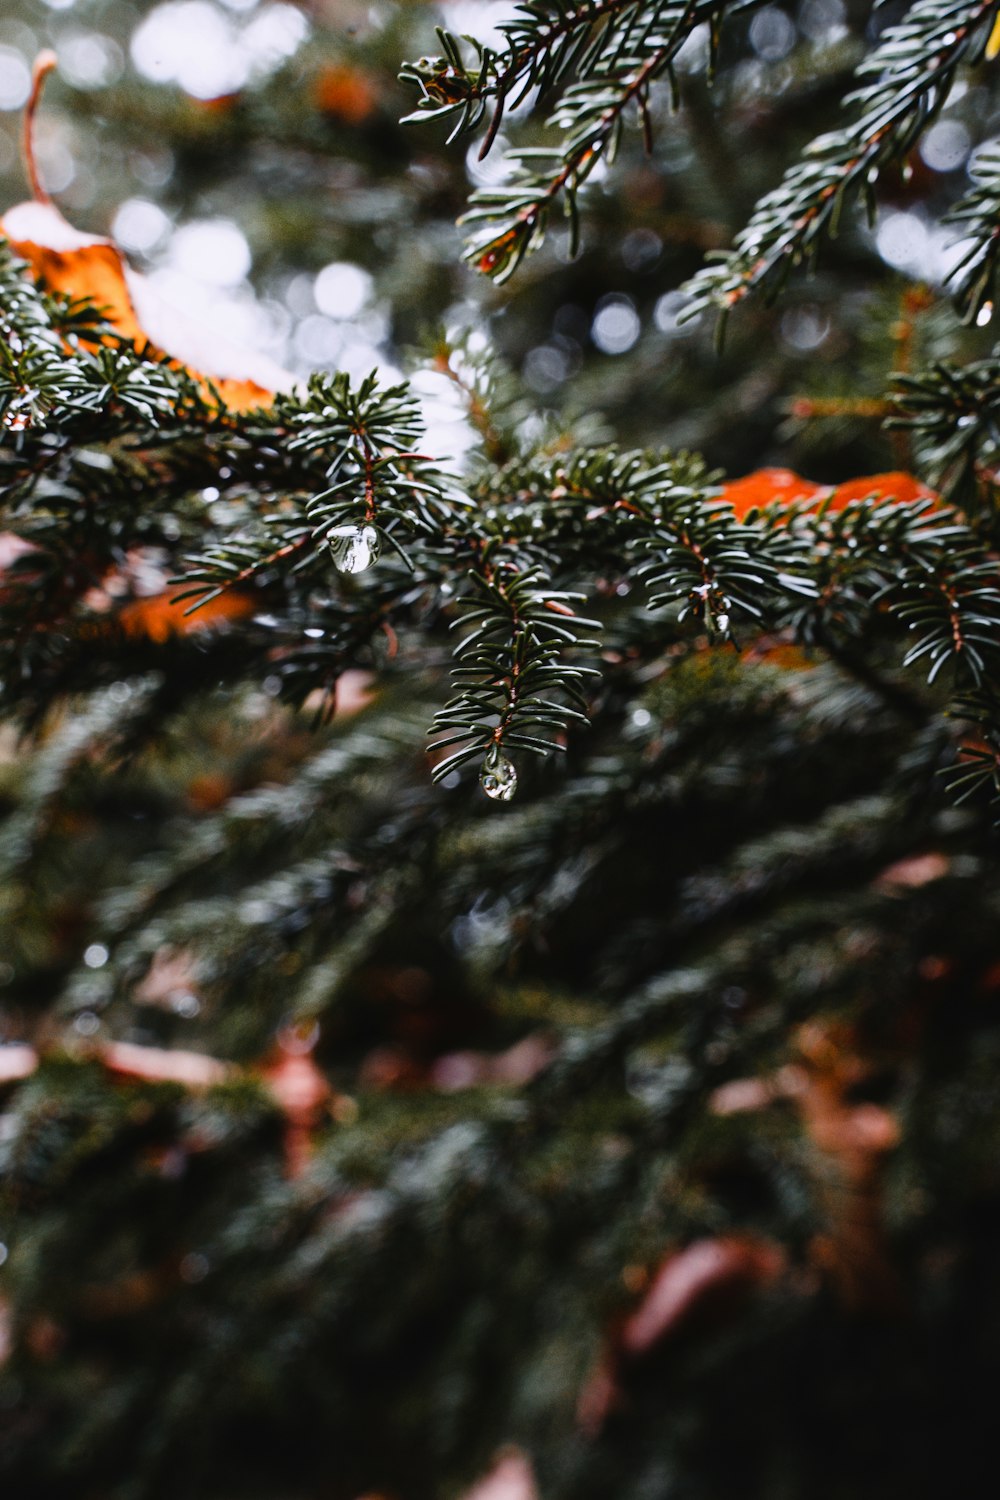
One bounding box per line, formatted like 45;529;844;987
2;200;292;413
741;639;815;671
873;851;951;893
114;583;256;643
720;467;828;518
721;466;938;521
4;59;294;414
828;470;937;508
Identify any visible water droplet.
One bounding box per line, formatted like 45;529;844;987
328;523;380;575
480;745;517;801
2;388;43;431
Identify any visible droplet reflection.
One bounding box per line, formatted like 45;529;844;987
480;745;517;802
328;523;380;575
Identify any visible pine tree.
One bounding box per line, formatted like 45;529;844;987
2;2;1000;1497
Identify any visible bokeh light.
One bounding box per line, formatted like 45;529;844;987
314;262;373;320
920;119;972;173
168;218;252;287
131;1;307;100
0;46;31;111
591;294;640;355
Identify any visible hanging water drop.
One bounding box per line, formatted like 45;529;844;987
480;745;517;802
328;523;380;575
3;390;39;431
977;301;993;328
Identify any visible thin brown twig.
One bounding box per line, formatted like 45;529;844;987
23;51;58;205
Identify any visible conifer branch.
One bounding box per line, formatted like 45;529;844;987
683;0;997;321
942;142;1000;325
4;229;1000;801
890;352;1000;513
403;0;758;282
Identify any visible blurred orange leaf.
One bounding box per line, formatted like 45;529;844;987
114;583;256;643
313;63;379;124
721;467;937;521
721;468;827;517
874;851;952;893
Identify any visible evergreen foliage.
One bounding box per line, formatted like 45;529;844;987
1;1;1000;1498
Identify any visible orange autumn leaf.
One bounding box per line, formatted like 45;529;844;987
2;54;293;414
114;583;256;644
710;1023;901;1311
873;851;952;893
793;1021;901;1311
720;467;828;518
741;639;815;671
2;199;292;413
193;92;240;115
185;773;235;812
721;467;937;521
578;1233;787;1436
827;470;936;508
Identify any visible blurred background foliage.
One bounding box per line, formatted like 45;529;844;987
1;0;995;469
2;1;1000;1498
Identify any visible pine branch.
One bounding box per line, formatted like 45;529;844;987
403;0;758;282
890;352;1000;514
4;232;1000;803
683;0;998;323
179;372;458;605
400;1;634;140
944;686;1000;817
943;141;1000;326
430;555;600;796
